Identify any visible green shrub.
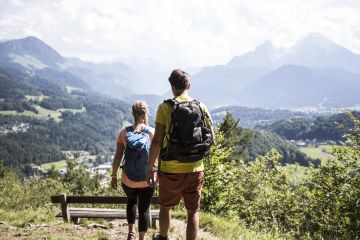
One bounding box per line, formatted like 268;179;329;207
202;112;359;239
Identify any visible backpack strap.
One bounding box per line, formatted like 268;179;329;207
164;98;179;116
126;126;150;134
142;126;151;134
164;98;178;105
126;126;134;133
159;99;179;172
141;127;152;143
192;99;206;121
163;98;179;140
124;126;133;155
121;126;133;169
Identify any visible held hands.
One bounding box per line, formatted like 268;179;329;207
146;168;155;187
111;177;117;189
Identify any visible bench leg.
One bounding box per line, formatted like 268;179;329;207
151;219;157;229
60;193;70;223
71;217;79;224
148;214;152;229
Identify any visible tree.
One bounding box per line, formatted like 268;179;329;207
303;112;360;239
217;111;253;161
202;131;236;215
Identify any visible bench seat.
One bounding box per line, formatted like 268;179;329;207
55;208;160;219
51;194;160;228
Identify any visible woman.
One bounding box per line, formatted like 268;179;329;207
111;101;155;240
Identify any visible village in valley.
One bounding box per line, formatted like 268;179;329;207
32;150;115;180
0;122;115;178
0;123;30;135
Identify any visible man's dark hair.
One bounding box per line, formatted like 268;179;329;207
168;69;190;90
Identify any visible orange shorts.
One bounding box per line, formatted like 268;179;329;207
158;171;204;211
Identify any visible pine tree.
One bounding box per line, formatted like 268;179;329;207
217;111;253;162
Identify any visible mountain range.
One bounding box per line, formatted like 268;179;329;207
1;33;360;108
0;36;169;99
1;35;347;171
191;33;360;108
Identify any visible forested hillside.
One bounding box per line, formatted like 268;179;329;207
258;111;360;141
0;66;133;172
0;97;131;168
246;129;318;166
217;112;318;166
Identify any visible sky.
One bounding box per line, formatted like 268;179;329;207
0;0;360;68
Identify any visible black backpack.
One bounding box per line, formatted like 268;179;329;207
160;99;213;163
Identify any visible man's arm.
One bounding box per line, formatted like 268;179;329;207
146;123;166;183
205;111;215;144
210;125;216;144
201;103;215;144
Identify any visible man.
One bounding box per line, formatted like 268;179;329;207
146;69;214;240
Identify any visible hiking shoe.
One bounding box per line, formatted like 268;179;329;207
127;232;136;240
152;232;169;240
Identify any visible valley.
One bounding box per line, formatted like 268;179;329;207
0;33;358;240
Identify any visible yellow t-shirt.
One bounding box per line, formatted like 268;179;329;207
155;95;213;173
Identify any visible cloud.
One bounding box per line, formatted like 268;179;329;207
0;0;359;67
355;30;360;38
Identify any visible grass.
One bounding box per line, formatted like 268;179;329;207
0;225;109;240
172;209;288;240
0;207;291;240
41;159;94;171
41;160;68;171
0;105;86;123
0;107;61;122
0;207;129;240
0;208;58;227
58;108;85;114
300;145;337;163
0;207;114;239
320;144;334;152
34;105;62;122
0;110;38;117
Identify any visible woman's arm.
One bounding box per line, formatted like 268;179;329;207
111;141;125;189
112;142;125;176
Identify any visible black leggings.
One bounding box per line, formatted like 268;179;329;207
122;183;155;232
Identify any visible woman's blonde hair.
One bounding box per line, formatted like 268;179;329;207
132;101;148;125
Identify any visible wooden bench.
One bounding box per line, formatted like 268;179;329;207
51;193;159;229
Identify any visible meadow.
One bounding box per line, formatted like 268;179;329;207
300;144;337;163
0;103;85;123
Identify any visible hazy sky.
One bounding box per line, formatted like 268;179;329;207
0;0;360;67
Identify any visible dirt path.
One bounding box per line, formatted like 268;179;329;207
168;218;216;240
0;219;217;240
